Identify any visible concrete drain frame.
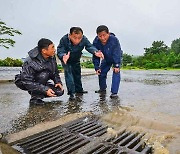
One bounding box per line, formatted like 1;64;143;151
10;116;152;154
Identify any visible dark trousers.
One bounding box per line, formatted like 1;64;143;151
99;61;120;94
29;71;64;100
63;62;83;95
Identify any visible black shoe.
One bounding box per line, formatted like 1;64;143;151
76;90;88;94
95;89;106;93
29;99;45;105
110;93;118;98
69;94;75;101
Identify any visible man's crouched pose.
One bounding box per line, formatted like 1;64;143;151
15;38;64;105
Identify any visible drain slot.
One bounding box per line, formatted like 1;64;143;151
86;130;152;154
11;116;107;154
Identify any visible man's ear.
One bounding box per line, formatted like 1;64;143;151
41;48;46;54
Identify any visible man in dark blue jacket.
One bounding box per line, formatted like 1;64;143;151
93;25;122;98
57;27;103;100
15;38;64;105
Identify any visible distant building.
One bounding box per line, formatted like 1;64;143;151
81;51;92;62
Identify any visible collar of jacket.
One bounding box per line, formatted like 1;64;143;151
94;32;115;45
28;46;52;62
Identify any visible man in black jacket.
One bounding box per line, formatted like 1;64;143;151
15;38;64;105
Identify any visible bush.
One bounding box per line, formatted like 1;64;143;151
0;57;23;67
81;61;94;68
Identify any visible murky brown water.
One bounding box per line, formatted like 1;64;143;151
0;70;180;153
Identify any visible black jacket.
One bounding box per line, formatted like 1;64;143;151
16;47;62;94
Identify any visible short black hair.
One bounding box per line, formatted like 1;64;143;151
96;25;109;34
70;27;83;34
38;38;53;51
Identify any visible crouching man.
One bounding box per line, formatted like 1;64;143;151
15;38;64;105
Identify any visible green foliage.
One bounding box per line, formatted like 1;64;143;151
144;41;169;56
127;39;179;69
0;57;23;67
171;38;180;54
0;20;22;49
57;64;63;70
81;61;94;68
122;53;132;66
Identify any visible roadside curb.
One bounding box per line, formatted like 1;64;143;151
0;70;96;83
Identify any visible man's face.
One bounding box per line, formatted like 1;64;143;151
42;43;55;58
97;31;110;45
69;32;83;45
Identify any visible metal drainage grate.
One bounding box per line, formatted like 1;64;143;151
10;116;152;154
86;130;152;154
11;116;108;154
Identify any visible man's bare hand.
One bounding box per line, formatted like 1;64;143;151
95;51;104;59
55;83;63;91
46;88;56;97
63;52;70;64
96;69;101;75
113;68;120;73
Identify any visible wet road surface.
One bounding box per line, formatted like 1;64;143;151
0;70;180;135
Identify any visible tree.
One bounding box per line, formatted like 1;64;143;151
144;41;169;55
122;53;132;66
0;19;22;49
171;38;180;54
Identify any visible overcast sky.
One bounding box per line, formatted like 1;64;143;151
0;0;180;59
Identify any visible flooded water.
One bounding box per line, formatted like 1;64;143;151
0;70;179;134
0;70;180;153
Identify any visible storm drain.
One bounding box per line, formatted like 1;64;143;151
86;130;152;154
11;116;107;154
10;116;152;154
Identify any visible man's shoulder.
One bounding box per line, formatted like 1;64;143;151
61;34;69;41
109;34;120;45
81;35;89;42
79;35;91;46
110;33;119;41
24;56;32;64
93;36;99;45
24;55;42;66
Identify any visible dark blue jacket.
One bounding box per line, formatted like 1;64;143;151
57;34;97;63
92;33;122;71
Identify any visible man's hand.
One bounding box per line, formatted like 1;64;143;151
113;67;120;73
96;69;101;75
63;52;70;64
95;51;104;59
46;88;56;97
55;83;63;91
